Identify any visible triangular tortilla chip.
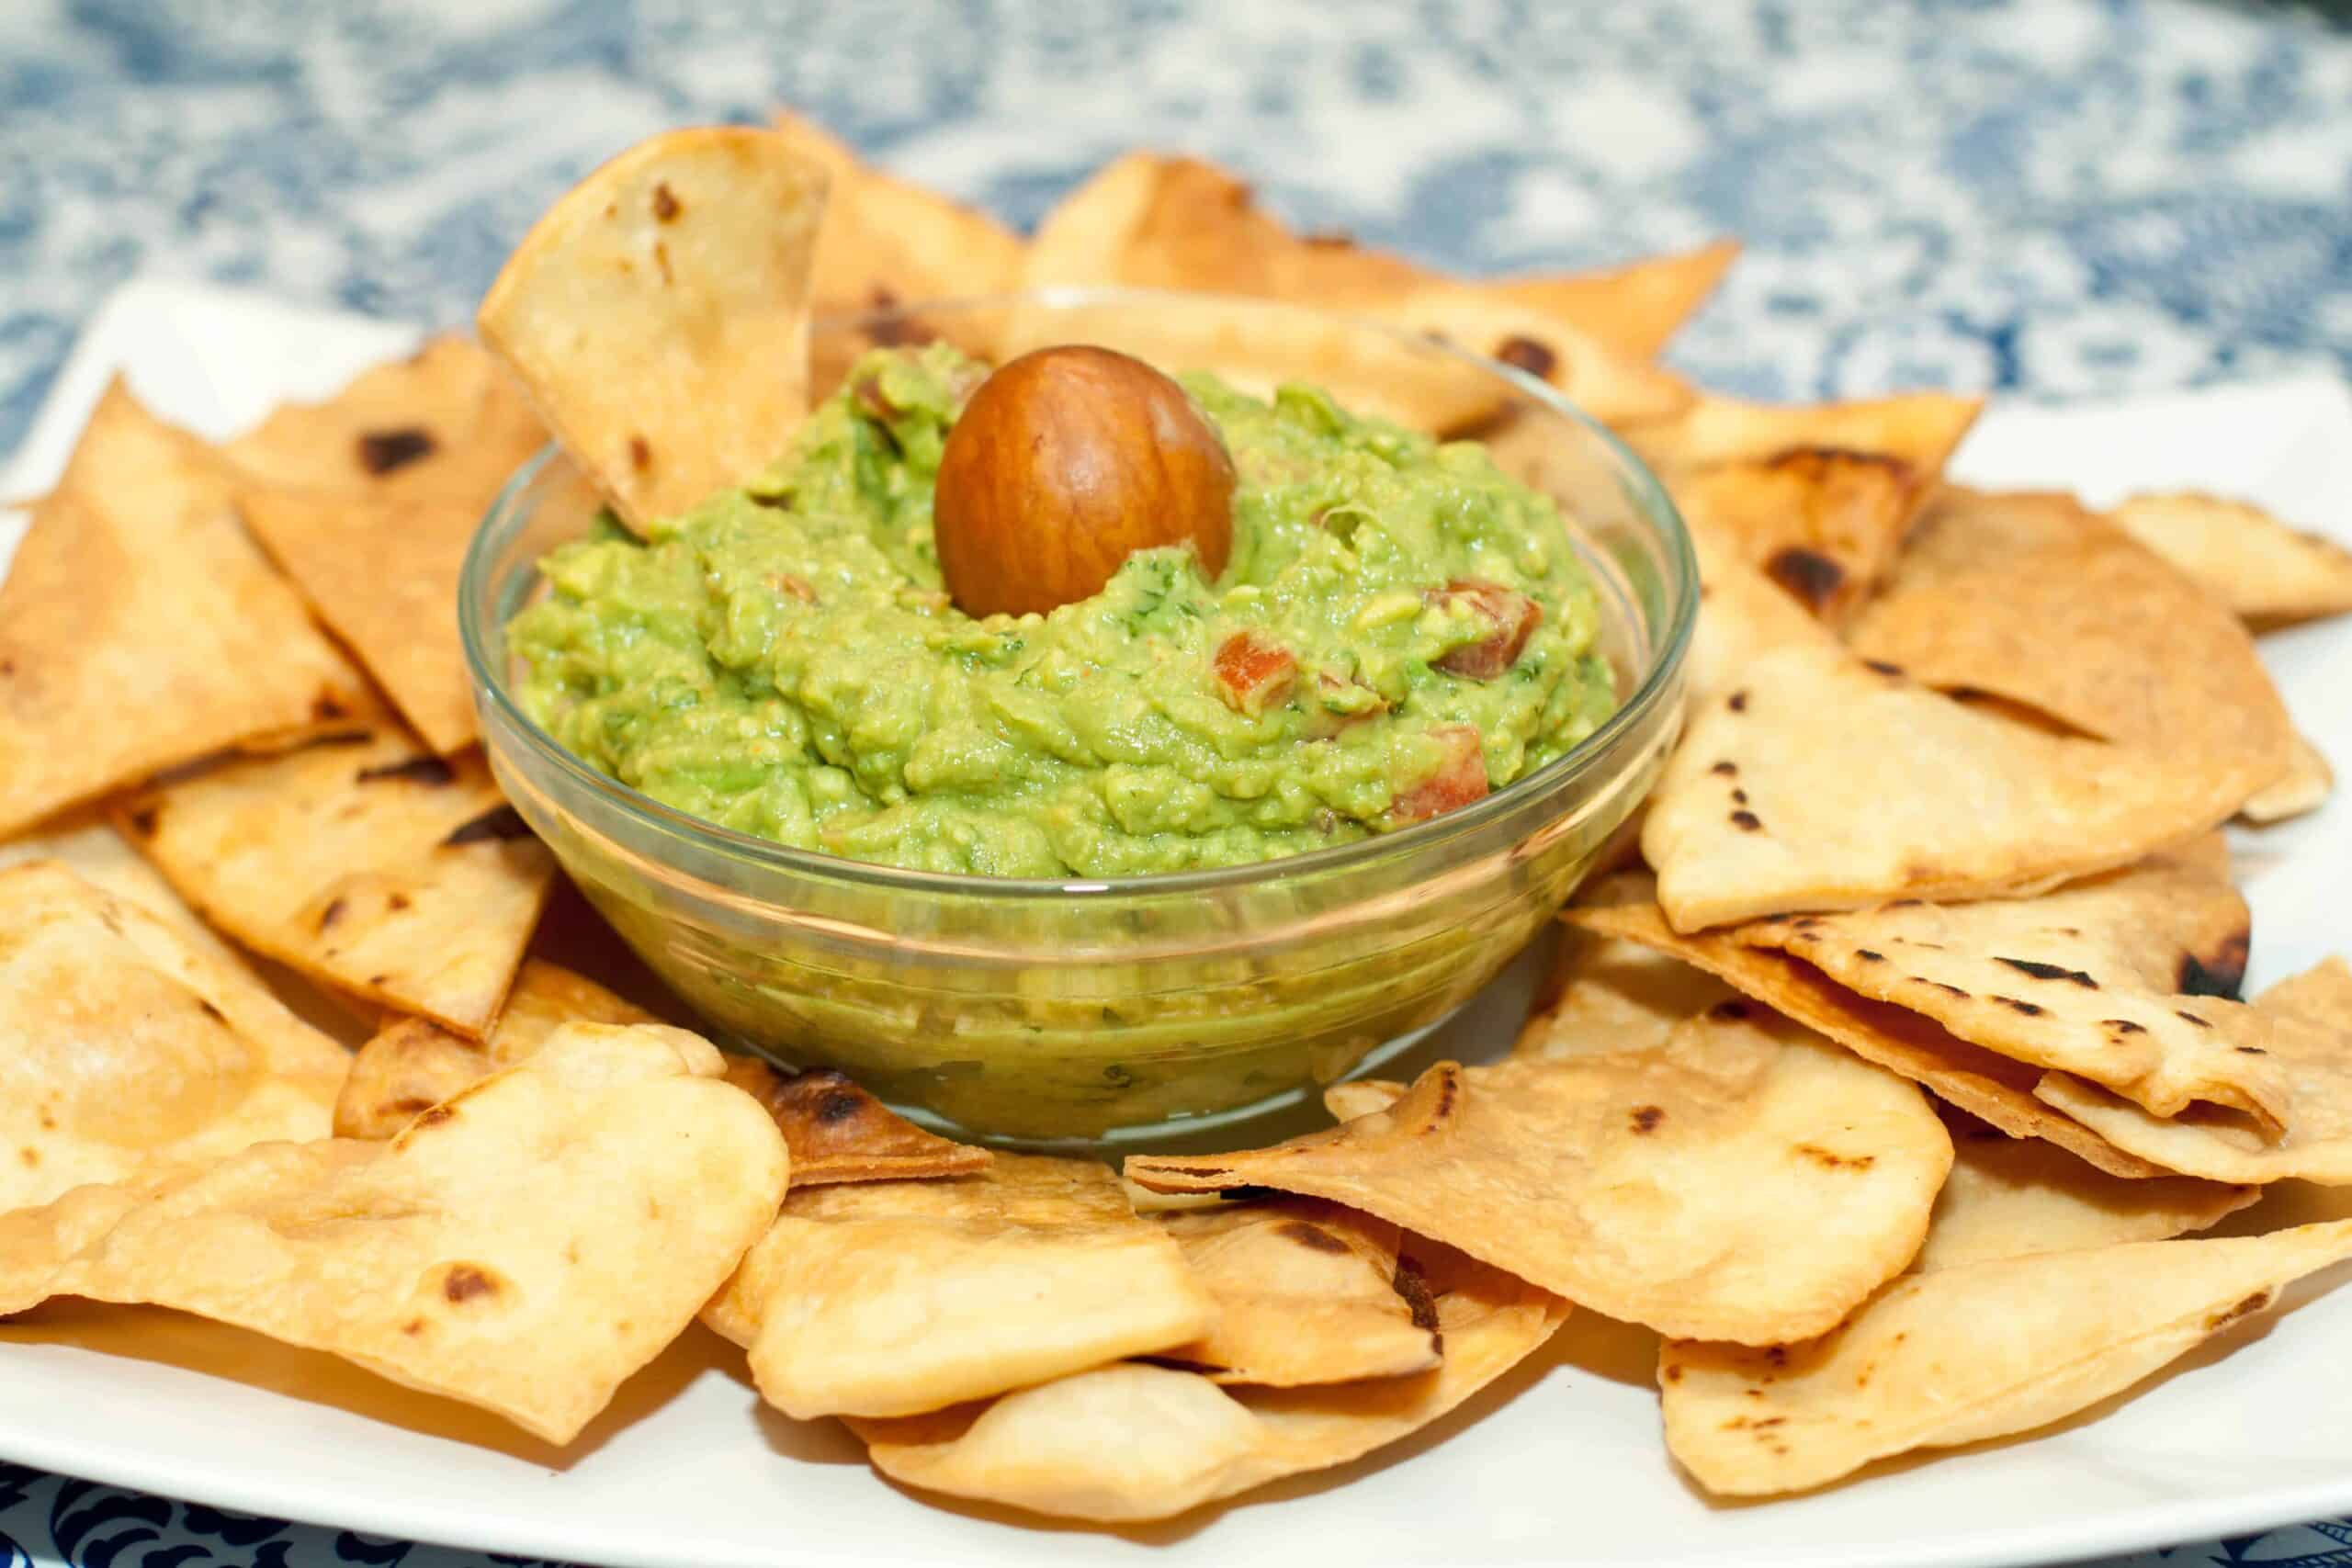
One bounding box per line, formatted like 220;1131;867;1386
1565;873;2166;1180
848;1244;1564;1524
768;108;1024;314
1849;489;2297;806
2035;959;2352;1183
1914;1109;2256;1273
1681;514;1844;703
1620;389;1983;473
0;381;368;836
1487;239;1740;360
1151;1199;1438;1387
0;1022;786;1443
0;810;243;975
1668;447;1931;626
702;1154;1213;1419
477;127;828;528
2108;491;2352;627
0;862;349;1214
1511;930;1739;1061
116;723;554;1037
1129;1004;1951;1345
1734;840;2276;1125
1658;1220;2352;1496
2240;730;2333;825
718;1055;989;1186
1641;644;2251;930
1347;284;1694;427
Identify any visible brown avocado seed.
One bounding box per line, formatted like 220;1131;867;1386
932;345;1236;618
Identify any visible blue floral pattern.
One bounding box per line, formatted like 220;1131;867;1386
4;0;2352;1562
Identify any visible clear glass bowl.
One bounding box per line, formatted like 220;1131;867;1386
460;289;1693;1145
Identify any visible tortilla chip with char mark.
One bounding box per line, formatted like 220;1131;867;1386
115;723;553;1039
848;1242;1564;1524
2107;491;2352;627
1668;447;1933;628
0;1022;786;1445
478;127;828;529
1129;1000;1951;1347
1679;513;1847;705
718;1055;989;1187
1619;389;1983;475
0;380;368;838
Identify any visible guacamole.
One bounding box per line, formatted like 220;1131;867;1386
508;343;1618;878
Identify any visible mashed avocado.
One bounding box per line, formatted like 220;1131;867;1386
508;342;1618;878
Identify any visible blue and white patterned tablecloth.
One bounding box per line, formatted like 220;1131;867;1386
5;2;2352;1564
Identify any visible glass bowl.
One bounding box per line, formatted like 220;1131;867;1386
460;288;1694;1145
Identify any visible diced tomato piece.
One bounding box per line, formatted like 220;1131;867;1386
1428;578;1542;679
1212;632;1297;716
767;573;819;604
1390;724;1489;824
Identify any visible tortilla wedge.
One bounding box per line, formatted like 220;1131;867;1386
1486;239;1741;361
1510;929;1739;1061
848;1243;1565;1524
477;127;828;528
1129;1003;1951;1345
0;1022;787;1444
1640;644;2253;930
2240;731;2333;826
0;809;244;975
1619;389;1983;474
1668;447;1931;626
0;381;368;837
116;723;554;1038
1659;1220;2352;1496
718;1056;990;1187
2107;491;2352;627
1681;510;1846;703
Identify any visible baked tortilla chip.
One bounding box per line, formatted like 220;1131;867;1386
849;1245;1564;1524
1621;389;1983;474
1511;930;1739;1062
1668;447;1931;626
0;810;243;974
2108;491;2352;626
2241;732;2333;825
117;723;553;1038
1153;1199;1438;1387
0;382;367;837
702;1154;1212;1418
1350;284;1694;428
1487;239;1740;360
1735;840;2276;1125
1129;1004;1951;1345
769;108;1024;314
477;127;827;528
1641;645;2251;930
1565;874;2165;1179
1850;489;2297;807
0;1022;786;1444
1658;1220;2352;1496
2035;960;2352;1184
1915;1109;2256;1273
718;1056;989;1187
1682;515;1845;703
0;862;348;1214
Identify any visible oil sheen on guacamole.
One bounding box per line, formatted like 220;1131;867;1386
508;342;1619;878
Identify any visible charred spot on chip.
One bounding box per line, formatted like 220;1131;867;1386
356;426;435;475
1709;1000;1751;1021
1863;660;1905;678
2205;1290;2273;1331
1710;760;1738;777
1888;898;1923;908
2102;1018;2147;1034
413;1104;456;1129
312;694;351;722
650;180;682;221
1275;1219;1351;1255
126;805;160;836
2236;1044;2268;1055
1727;690;1749;712
1730;788;1750;805
1630;1104;1666;1134
1917;978;1969;998
1730;809;1763;831
1765;547;1845;614
1661;1362;1684;1384
1853;949;1885;963
1392;1254;1442;1335
1989;995;2045;1017
401;1317;426;1337
2177;929;2251;1000
1425;1065;1463;1125
1994;956;2098;988
357;755;458;787
628;434;652;471
813;1088;865;1125
443;805;532;846
441;1265;499;1303
1493;335;1557;381
0;659;14;677
2177;1010;2214;1029
197;999;226;1024
317;897;347;931
385;894;411;913
1793;1142;1875;1171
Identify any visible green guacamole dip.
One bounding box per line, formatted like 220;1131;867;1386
508;343;1619;878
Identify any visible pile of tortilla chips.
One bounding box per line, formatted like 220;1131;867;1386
2;113;2349;1531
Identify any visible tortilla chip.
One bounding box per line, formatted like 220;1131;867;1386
1914;1110;2257;1272
0;810;243;974
2241;732;2333;825
1129;1005;1951;1345
718;1056;989;1186
1734;840;2274;1125
702;1154;1212;1418
849;1244;1565;1523
1348;284;1694;427
1565;873;2166;1180
1640;644;2252;930
1511;930;1739;1062
768;108;1024;315
1658;1219;2352;1496
2108;491;2352;626
1620;389;1983;474
1487;239;1740;360
477;127;827;528
1682;516;1845;703
2035;959;2352;1184
0;381;368;837
116;723;554;1038
1668;448;1931;626
1849;489;2298;807
1151;1199;1438;1387
0;1022;786;1443
0;862;349;1214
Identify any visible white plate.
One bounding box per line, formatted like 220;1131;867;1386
3;279;2349;1568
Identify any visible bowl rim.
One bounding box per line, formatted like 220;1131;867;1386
459;284;1696;900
